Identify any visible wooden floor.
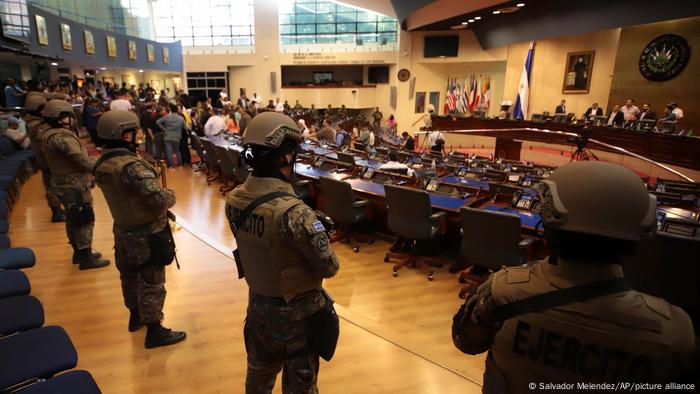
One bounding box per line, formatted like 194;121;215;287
7;165;486;393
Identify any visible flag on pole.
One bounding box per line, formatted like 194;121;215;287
459;79;468;114
482;78;491;111
455;80;463;114
444;78;451;114
474;76;482;112
513;41;535;120
467;76;476;113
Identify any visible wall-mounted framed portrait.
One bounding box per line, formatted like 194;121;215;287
414;91;426;113
562;50;595;94
147;44;155;63
60;23;72;51
84;30;95;55
106;35;117;58
128;40;137;61
35;15;48;46
162;47;170;64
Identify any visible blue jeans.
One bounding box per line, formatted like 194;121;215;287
164;140;182;167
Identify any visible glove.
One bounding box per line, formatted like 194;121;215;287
314;210;335;236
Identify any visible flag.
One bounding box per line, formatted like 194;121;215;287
482;78;491;111
459;80;468;114
513;41;535;120
468;75;476;113
474;76;482;112
444;78;451;114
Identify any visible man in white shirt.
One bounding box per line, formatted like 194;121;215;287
110;91;132;111
379;151;414;176
251;93;262;109
620;99;640;122
670;102;684;119
3;117;30;149
274;98;284;112
203;110;226;136
427;130;445;148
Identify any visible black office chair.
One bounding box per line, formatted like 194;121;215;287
214;145;236;195
189;132;206;172
199;138;221;185
319;176;373;253
383;184;447;280
457;207;535;298
226;148;250;185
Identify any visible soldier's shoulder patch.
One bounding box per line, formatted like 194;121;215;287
311;220;325;234
130;163;157;179
315;233;329;252
505;267;531;284
143;179;160;193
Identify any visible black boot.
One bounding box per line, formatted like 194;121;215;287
145;323;187;349
73;248;110;270
128;308;145;332
51;207;66;223
72;250;102;264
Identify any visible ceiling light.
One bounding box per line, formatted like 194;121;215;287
468;19;474;23
138;69;144;73
474;16;481;20
493;10;501;14
100;67;106;70
517;3;525;6
50;62;58;66
461;21;468;25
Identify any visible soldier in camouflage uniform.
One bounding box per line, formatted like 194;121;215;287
452;162;696;393
41;99;109;270
23;93;65;222
225;112;339;393
371;107;383;130
94;110;186;349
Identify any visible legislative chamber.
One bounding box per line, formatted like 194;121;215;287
1;0;699;393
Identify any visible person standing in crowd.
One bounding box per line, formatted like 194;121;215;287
669;102;684;120
338;104;348;120
225;112;339;393
297;118;310;138
23;93;65;222
225;108;240;134
83;98;104;146
94;110;187;349
4;79;25;108
156;104;186;167
274;98;284;112
335;124;351;147
177;105;192;165
427;129;445;148
238;106;252;133
40;99;110;269
110;90;133;111
283;100;291;113
371;106;383;130
316;118;336;145
452;161;695;393
293;100;303;111
309;104;318;124
621;99;640;123
401;131;415;151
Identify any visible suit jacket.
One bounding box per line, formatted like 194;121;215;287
607;111;625;127
584;107;603;118
555;105;567;114
638;110;657;121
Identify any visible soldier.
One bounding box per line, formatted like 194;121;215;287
337;104;348;120
41;99;109;270
225;112;339;393
293;100;303;112
308;104;319;127
23;93;66;222
371;106;383;130
93;110;187;348
452;162;696;393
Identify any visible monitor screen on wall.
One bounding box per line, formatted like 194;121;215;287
313;72;333;85
424;36;459;58
368;66;389;84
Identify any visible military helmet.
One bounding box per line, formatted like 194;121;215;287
42;99;73;118
25;95;47;112
97;110;140;140
242;111;302;149
535;161;656;241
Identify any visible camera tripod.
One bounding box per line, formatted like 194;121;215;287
570;145;598;162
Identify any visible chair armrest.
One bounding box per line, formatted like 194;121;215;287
352;200;370;208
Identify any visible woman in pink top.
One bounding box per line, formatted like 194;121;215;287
225;108;240;134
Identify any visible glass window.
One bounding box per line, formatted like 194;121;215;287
278;0;398;49
153;0;254;46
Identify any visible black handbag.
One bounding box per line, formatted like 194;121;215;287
308;288;340;361
147;223;176;267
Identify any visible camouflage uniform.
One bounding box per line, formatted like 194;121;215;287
42;128;97;249
371;110;382;130
96;150;175;323
24;115;62;210
226;176;339;394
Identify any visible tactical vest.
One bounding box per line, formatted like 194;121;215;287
25;116;49;169
41;128;89;177
483;261;695;393
226;176;322;302
94;149;161;228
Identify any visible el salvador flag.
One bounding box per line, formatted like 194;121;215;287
513;41;535;120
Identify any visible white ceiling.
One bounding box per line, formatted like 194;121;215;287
404;0;505;30
335;0;397;18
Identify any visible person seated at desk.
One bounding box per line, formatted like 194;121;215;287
638;103;656;121
224;108;239;134
583;102;603;120
359;127;375;147
658;105;677;125
669;102;684;120
3;116;30;149
298;118;310;138
316;118;336;145
401;131;415;151
379;151;414;176
203;108;226;136
430;139;446;157
606;105;625;127
265;99;275;111
623;114;638;130
555;99;567;114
